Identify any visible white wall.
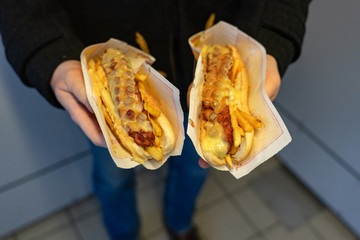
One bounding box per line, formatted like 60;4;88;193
276;0;360;237
0;37;93;237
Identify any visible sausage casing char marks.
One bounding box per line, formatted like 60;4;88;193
102;48;155;147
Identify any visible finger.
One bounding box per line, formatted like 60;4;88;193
59;90;106;147
64;64;94;113
198;158;210;168
265;55;281;101
265;79;280;101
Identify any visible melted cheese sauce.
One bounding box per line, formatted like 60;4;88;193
201;122;229;159
201;134;229;159
201;45;244;158
102;48;154;133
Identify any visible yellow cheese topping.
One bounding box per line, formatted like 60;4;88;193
201;135;229;159
201;122;229;159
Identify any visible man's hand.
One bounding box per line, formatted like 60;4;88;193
197;54;281;168
264;55;281;101
51;60;106;147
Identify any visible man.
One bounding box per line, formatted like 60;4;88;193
0;0;310;239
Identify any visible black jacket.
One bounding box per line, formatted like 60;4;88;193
0;0;310;110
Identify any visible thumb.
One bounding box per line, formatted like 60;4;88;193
51;60;106;147
62;61;93;113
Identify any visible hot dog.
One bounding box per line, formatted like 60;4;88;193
87;48;175;164
199;44;261;168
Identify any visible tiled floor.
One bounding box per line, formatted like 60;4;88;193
3;158;357;240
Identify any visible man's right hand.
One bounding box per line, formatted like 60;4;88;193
50;60;106;147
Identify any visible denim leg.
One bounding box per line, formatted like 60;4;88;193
163;115;209;232
91;144;139;240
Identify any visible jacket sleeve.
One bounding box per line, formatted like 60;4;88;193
0;0;85;108
255;0;311;76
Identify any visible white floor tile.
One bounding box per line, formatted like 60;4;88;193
69;195;100;219
253;157;282;175
309;209;357;240
250;166;324;229
264;223;319;240
233;188;278;231
144;228;169;240
9;154;358;240
136;165;167;191
212;168;253;193
137;181;165;237
196;171;227;208
41;226;80;240
75;211;110;240
245;234;266;240
212;157;281;193
17;211;70;240
194;197;255;240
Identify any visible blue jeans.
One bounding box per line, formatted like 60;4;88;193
91;115;209;240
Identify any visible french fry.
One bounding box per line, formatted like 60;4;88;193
144;102;161;118
157;70;167;78
149;115;163;137
136;77;164;158
239;126;245;136
135;73;147;81
239;110;262;129
205;13;215;30
135;33;167;77
89;66;114;113
154;136;160;147
229;146;238;155
225;154;234;169
88;69;101;106
239;68;250;114
200;45;209;69
235;111;253;132
137;82;162;117
88;59;96;70
146;146;163;161
231;59;240;82
135;32;150;54
229;105;242;147
95;62;108;90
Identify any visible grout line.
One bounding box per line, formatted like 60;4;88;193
0;149;92;194
22;221;73;240
141;225;166;240
211;173;261;236
259;220;282;238
276;161;327;208
66;209;85;240
227;194;262;235
70;205;102;223
244;231;267;240
306;221;328;240
67;194;101;221
196;193;230;212
195;172;238;213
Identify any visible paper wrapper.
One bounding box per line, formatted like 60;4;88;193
187;21;291;179
80;38;184;170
